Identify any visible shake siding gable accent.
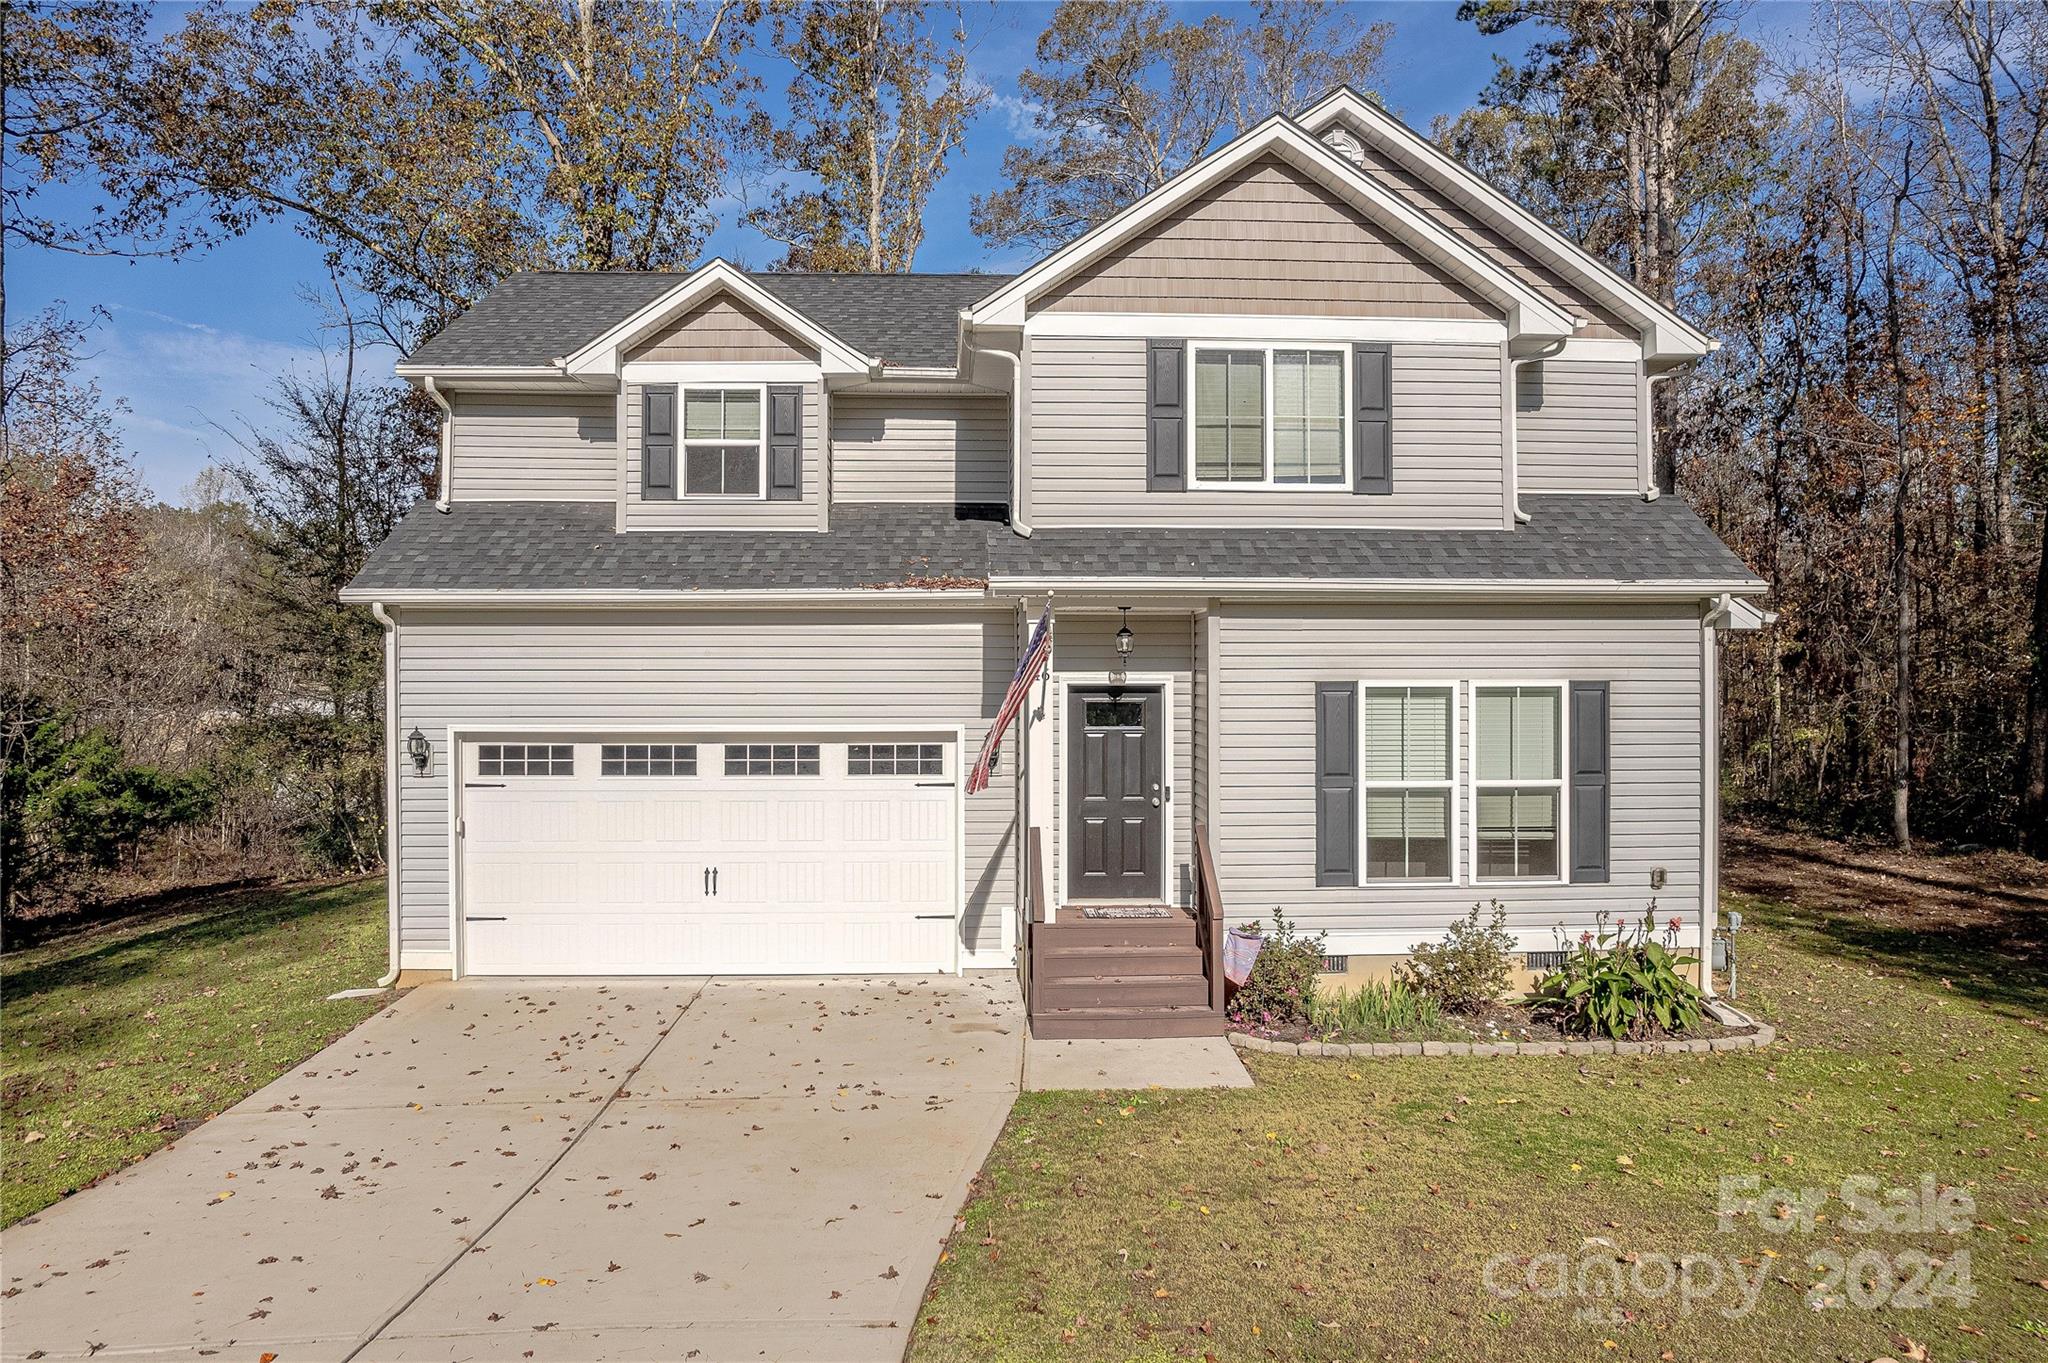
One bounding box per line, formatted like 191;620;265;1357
448;393;617;501
1315;682;1359;886
1211;602;1703;942
1326;117;1640;342
1569;680;1611;883
625;293;819;363
1147;339;1186;490
1516;358;1642;492
767;384;802;500
829;395;1010;504
1033;156;1498;319
1353;342;1392;495
624;381;821;529
391;607;1018;962
1027;336;1503;528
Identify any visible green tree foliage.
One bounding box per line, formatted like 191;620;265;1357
746;0;986;272
972;0;1389;252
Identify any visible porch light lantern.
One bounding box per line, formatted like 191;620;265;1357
406;727;431;775
1114;606;1135;661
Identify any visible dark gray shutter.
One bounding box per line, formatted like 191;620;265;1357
1353;342;1392;495
767;385;803;500
1146;339;1185;490
642;385;676;500
1315;682;1358;887
1569;681;1610;884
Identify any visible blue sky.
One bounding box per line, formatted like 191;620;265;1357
8;1;1817;502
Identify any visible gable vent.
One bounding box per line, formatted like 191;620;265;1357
1322;128;1368;169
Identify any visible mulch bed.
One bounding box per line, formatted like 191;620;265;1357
1237;1000;1746;1048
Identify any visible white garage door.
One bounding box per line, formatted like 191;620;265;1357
458;736;959;975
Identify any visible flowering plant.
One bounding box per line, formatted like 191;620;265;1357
1527;903;1705;1039
1224;910;1326;1033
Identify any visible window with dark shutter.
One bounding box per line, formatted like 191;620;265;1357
1352;342;1392;495
1146;339;1185;490
1568;681;1611;883
1316;682;1359;887
642;385;677;500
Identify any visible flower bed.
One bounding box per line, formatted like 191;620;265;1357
1230;997;1776;1058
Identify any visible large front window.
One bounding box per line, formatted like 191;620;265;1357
1192;346;1346;486
683;387;763;497
1473;685;1563;881
1363;685;1454;882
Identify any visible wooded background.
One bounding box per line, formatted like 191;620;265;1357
3;0;2043;916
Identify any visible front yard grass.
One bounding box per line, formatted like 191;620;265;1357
2;879;390;1226
913;841;2048;1362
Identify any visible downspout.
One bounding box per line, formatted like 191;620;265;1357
423;376;453;513
967;321;1029;537
1699;596;1723;996
1507;339;1568;524
1643;369;1680;500
369;602;403;987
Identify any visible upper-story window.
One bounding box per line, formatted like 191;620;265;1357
684;387;764;497
1191;345;1347;488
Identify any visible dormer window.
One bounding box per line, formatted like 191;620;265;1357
683;387;765;497
1191;345;1347;487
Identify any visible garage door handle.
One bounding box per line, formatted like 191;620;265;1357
711;866;719;896
703;867;711;896
464;916;507;922
465;782;505;789
915;780;951;788
913;913;954;920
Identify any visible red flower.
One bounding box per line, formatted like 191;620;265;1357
1668;916;1682;933
1579;931;1594;946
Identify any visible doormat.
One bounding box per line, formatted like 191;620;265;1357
1080;905;1172;919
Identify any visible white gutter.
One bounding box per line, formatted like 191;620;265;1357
368;602;402;988
966;320;1029;537
338;586;995;607
986;576;1768;598
1698;602;1719;994
1508;339;1568;524
422;376;453;513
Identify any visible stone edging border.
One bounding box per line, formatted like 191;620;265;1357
1228;1000;1775;1059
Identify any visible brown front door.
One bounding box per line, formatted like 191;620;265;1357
1067;688;1163;901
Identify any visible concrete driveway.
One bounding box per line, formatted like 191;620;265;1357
1;974;1022;1363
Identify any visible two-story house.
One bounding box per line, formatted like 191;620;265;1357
343;88;1767;1037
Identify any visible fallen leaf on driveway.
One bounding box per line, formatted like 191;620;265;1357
881;1266;899;1279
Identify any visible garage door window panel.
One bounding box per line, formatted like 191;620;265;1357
477;743;573;776
725;743;820;776
600;743;697;777
849;742;944;776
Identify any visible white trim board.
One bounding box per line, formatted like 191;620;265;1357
1025;313;1508;344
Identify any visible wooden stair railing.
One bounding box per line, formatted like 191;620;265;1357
1194;822;1225;1016
1021;826;1046;1012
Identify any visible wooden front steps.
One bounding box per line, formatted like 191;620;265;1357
1027;909;1225;1039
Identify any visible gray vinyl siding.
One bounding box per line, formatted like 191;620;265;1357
1046;611;1196;908
390;607;1018;962
448;393;617;502
1209;601;1703;942
1518;358;1642;493
831;394;1010;504
623;382;821;529
1027;336;1505;528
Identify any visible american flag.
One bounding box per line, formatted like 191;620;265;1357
967;602;1051;793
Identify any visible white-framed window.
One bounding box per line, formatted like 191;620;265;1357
682;386;765;498
1361;684;1456;883
1190;344;1348;488
1471;683;1566;883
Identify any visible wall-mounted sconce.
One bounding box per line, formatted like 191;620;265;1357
406;727;431;775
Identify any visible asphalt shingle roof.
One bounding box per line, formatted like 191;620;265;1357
402;271;1009;372
990;494;1761;585
344;495;1760;598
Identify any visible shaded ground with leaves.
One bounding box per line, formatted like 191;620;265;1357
2;878;389;1225
912;835;2048;1363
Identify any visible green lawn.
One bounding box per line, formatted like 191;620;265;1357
2;879;390;1226
912;885;2048;1362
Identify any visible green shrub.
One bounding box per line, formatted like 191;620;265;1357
1527;906;1705;1039
1398;900;1518;1012
1224;910;1326;1032
1308;979;1446;1039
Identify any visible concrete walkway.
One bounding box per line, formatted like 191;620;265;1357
1023;1035;1254;1091
1;974;1022;1363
